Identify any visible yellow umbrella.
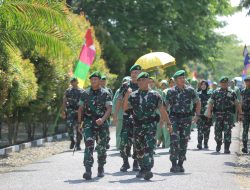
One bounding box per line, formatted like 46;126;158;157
135;52;176;71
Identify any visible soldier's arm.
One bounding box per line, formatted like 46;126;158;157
102;105;112;122
159;106;173;133
235;95;243;120
78;106;83;123
123;89;132;111
61;93;67;119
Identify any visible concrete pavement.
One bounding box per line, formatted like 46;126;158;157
0;126;243;190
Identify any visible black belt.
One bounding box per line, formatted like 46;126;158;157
170;112;192;118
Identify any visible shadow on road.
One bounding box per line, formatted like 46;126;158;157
154;172;191;177
64;177;100;184
106;171;137;176
109;177;165;184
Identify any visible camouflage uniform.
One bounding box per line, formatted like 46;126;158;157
166;85;199;163
208;87;238;152
79;87;112;168
241;87;250;153
64;87;83;147
118;81;139;169
197;90;212;149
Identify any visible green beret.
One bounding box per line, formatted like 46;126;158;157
244;76;250;81
122;76;131;82
130;64;142;72
70;76;78;82
219;76;229;83
173;70;185;79
137;72;149;80
89;71;101;79
101;76;106;80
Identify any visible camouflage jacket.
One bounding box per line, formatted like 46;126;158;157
128;89;163;121
165;85;199;114
198;90;211;115
79;87;112;118
208;88;238;113
241;88;250;113
64;87;83;110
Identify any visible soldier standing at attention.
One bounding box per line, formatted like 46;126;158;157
100;75;113;149
240;76;250;153
165;70;201;173
124;72;172;180
207;76;243;154
78;71;112;180
113;64;142;172
62;77;83;150
197;80;212;150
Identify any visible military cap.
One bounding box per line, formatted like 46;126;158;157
70;76;78;82
101;76;107;80
137;72;149;80
219;76;229;83
89;71;101;79
244;76;250;81
173;70;185;79
130;64;142;72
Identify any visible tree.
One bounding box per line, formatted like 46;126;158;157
69;0;233;80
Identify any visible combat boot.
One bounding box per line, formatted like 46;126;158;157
69;137;75;149
197;142;202;150
83;167;92;180
224;142;231;154
120;158;130;172
204;142;209;149
97;166;104;177
136;168;145;178
106;144;110;149
144;170;153;180
170;160;178;173
242;142;248;153
76;141;81;151
132;159;140;171
216;142;221;152
178;160;185;173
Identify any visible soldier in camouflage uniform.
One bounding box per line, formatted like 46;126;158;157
62;77;83;150
113;64;142;172
124;72;172;180
241;76;250;153
165;70;201;173
78;71;112;180
100;76;113;149
197;80;212;150
207;76;242;154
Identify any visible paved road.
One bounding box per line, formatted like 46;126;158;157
0;126;243;190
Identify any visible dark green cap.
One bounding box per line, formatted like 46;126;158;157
70;76;78;82
130;64;142;72
173;70;185;79
219;76;229;83
137;72;149;80
244;76;250;81
101;76;106;80
89;71;101;79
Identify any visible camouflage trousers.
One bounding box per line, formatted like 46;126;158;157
169;116;192;162
66;110;82;141
242;113;250;144
120;114;136;159
214;113;234;144
134;121;157;171
197;116;212;144
83;118;108;168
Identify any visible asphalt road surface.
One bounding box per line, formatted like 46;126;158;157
0;126;243;190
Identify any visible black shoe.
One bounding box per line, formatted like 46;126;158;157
76;146;81;151
132;160;140;171
170;161;178;173
242;147;248;153
224;143;231;154
136;169;145;178
83;167;92;180
204;142;209;149
144;171;153;180
120;160;130;172
197;143;202;150
106;144;110;149
216;143;221;152
97;167;104;177
178;161;185;173
69;138;75;149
